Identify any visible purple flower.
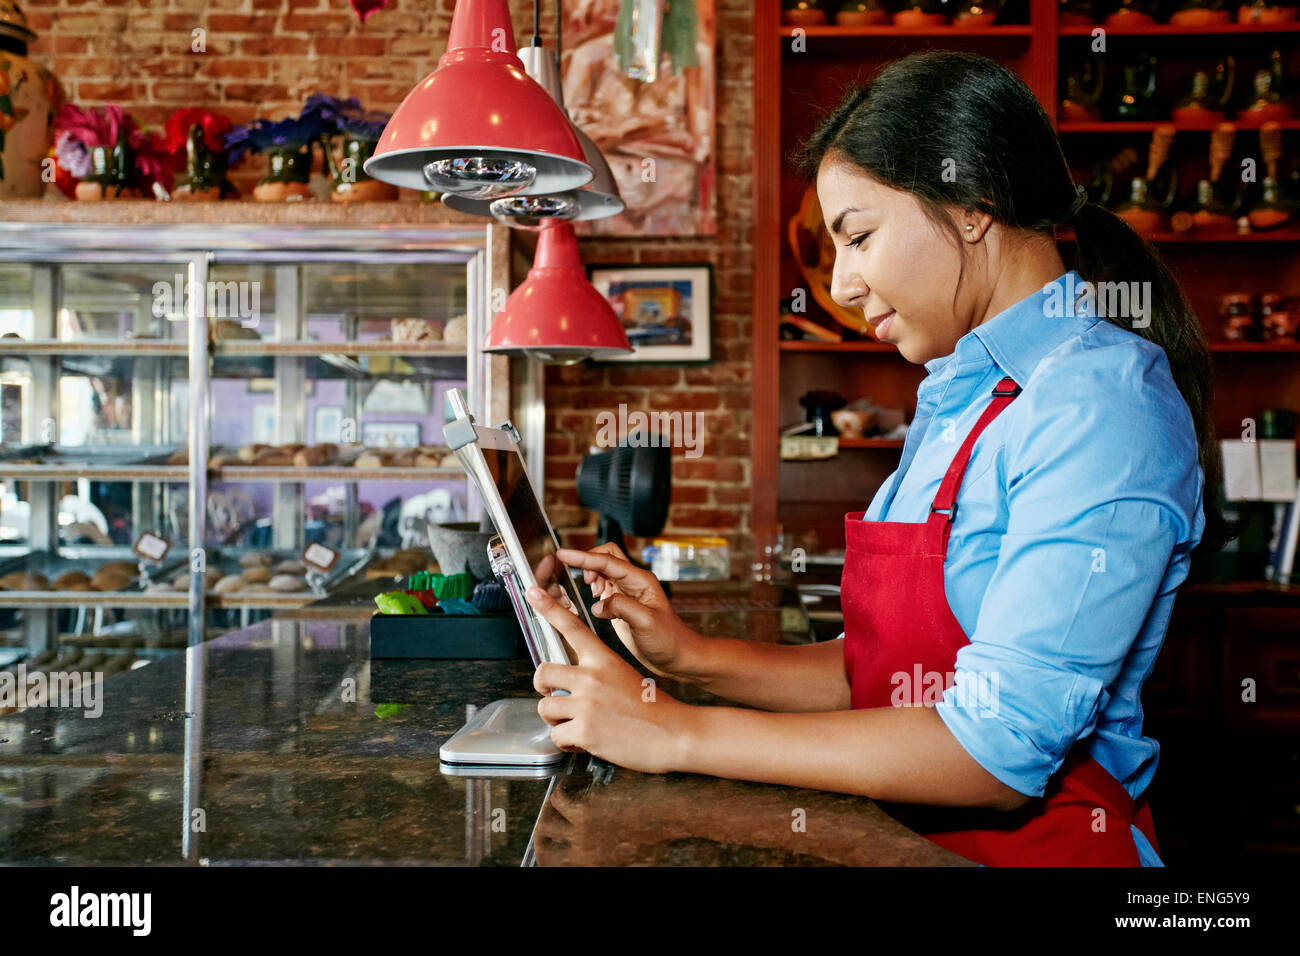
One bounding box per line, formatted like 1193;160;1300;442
54;131;93;179
301;92;363;132
340;109;391;141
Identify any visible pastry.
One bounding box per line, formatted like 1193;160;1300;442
272;559;306;575
52;570;93;590
90;568;132;591
391;317;444;343
211;320;260;341
212;575;246;594
238;552;272;568
293;444;330;467
443;315;468;345
268;574;307;592
0;570;50;590
252;448;293;466
237;444;269;463
240;566;274;583
207;455;241;469
167;450;188;465
354;451;384;469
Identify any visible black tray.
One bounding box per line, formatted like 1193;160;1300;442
368;610;525;660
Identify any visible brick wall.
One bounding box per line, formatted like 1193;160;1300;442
23;0;756;575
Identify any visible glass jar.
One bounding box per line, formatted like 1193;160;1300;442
1260;294;1298;339
835;0;890;24
1217;292;1257;340
782;0;827;25
1170;0;1232;25
643;536;730;582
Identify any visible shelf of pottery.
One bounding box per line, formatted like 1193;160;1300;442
0;221;510;661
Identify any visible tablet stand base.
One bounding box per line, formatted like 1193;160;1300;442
438;698;564;766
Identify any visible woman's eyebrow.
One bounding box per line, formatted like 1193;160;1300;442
830;207;867;234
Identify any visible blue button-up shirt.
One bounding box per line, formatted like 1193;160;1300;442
852;269;1204;866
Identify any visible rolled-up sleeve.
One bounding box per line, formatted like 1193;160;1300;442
934;345;1198;797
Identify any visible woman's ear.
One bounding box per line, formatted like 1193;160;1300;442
961;208;994;243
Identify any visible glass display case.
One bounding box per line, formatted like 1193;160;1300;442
0;221;510;661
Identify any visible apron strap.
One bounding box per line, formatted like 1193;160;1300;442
927;375;1021;550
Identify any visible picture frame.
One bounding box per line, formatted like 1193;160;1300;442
586;263;713;364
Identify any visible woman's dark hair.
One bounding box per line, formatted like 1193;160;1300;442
790;50;1234;554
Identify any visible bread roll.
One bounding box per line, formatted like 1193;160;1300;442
272;559;306;575
238;443;269;463
252;448;293;466
52;570;93;589
0;570;49;590
212;575;246;594
354;451;384;469
240;566;274;583
268;574;307;592
238;552;272;568
293;445;329;467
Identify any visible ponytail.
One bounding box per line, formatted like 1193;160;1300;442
1069;202;1234;552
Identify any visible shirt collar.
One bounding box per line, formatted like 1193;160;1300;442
923;270;1095;386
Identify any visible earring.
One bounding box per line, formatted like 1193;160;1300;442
964;224;973;231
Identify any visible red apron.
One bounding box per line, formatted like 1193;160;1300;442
842;375;1160;866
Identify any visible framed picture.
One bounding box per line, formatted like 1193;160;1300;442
314;406;344;444
587;264;712;363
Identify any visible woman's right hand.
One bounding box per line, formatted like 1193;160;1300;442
554;543;702;681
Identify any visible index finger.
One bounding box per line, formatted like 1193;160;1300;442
555;547;656;600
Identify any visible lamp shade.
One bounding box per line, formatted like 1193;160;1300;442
441;45;625;223
484;220;633;361
363;0;593;195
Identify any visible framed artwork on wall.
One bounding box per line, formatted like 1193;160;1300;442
587;263;713;364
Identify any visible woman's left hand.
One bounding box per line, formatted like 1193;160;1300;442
525;585;694;775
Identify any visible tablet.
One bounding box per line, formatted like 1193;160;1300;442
443;388;605;670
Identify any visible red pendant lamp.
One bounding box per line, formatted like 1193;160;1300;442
484;220;633;362
363;0;593;198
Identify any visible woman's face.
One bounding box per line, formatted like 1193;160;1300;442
816;157;980;363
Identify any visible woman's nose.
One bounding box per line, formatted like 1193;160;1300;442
830;258;866;310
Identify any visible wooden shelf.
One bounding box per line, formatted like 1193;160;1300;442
0;339;186;356
0;198;480;228
212;341;467;357
779;24;1032;38
1057;228;1300;243
213;465;465;482
1210;340;1300;352
1059;22;1300;36
0;463;189;482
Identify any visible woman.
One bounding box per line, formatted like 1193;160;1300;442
523;51;1230;866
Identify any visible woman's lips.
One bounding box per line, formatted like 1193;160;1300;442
866;309;896;339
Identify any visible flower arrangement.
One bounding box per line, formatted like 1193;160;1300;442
162;107;241;200
51;104;170;200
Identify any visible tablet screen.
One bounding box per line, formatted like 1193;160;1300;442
481;444;598;636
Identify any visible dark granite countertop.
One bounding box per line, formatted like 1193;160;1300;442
0;584;972;866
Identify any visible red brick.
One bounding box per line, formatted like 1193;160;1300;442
608;366;682;388
239;35;310;55
313;35;388;56
207;13;278;32
668;507;743;531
